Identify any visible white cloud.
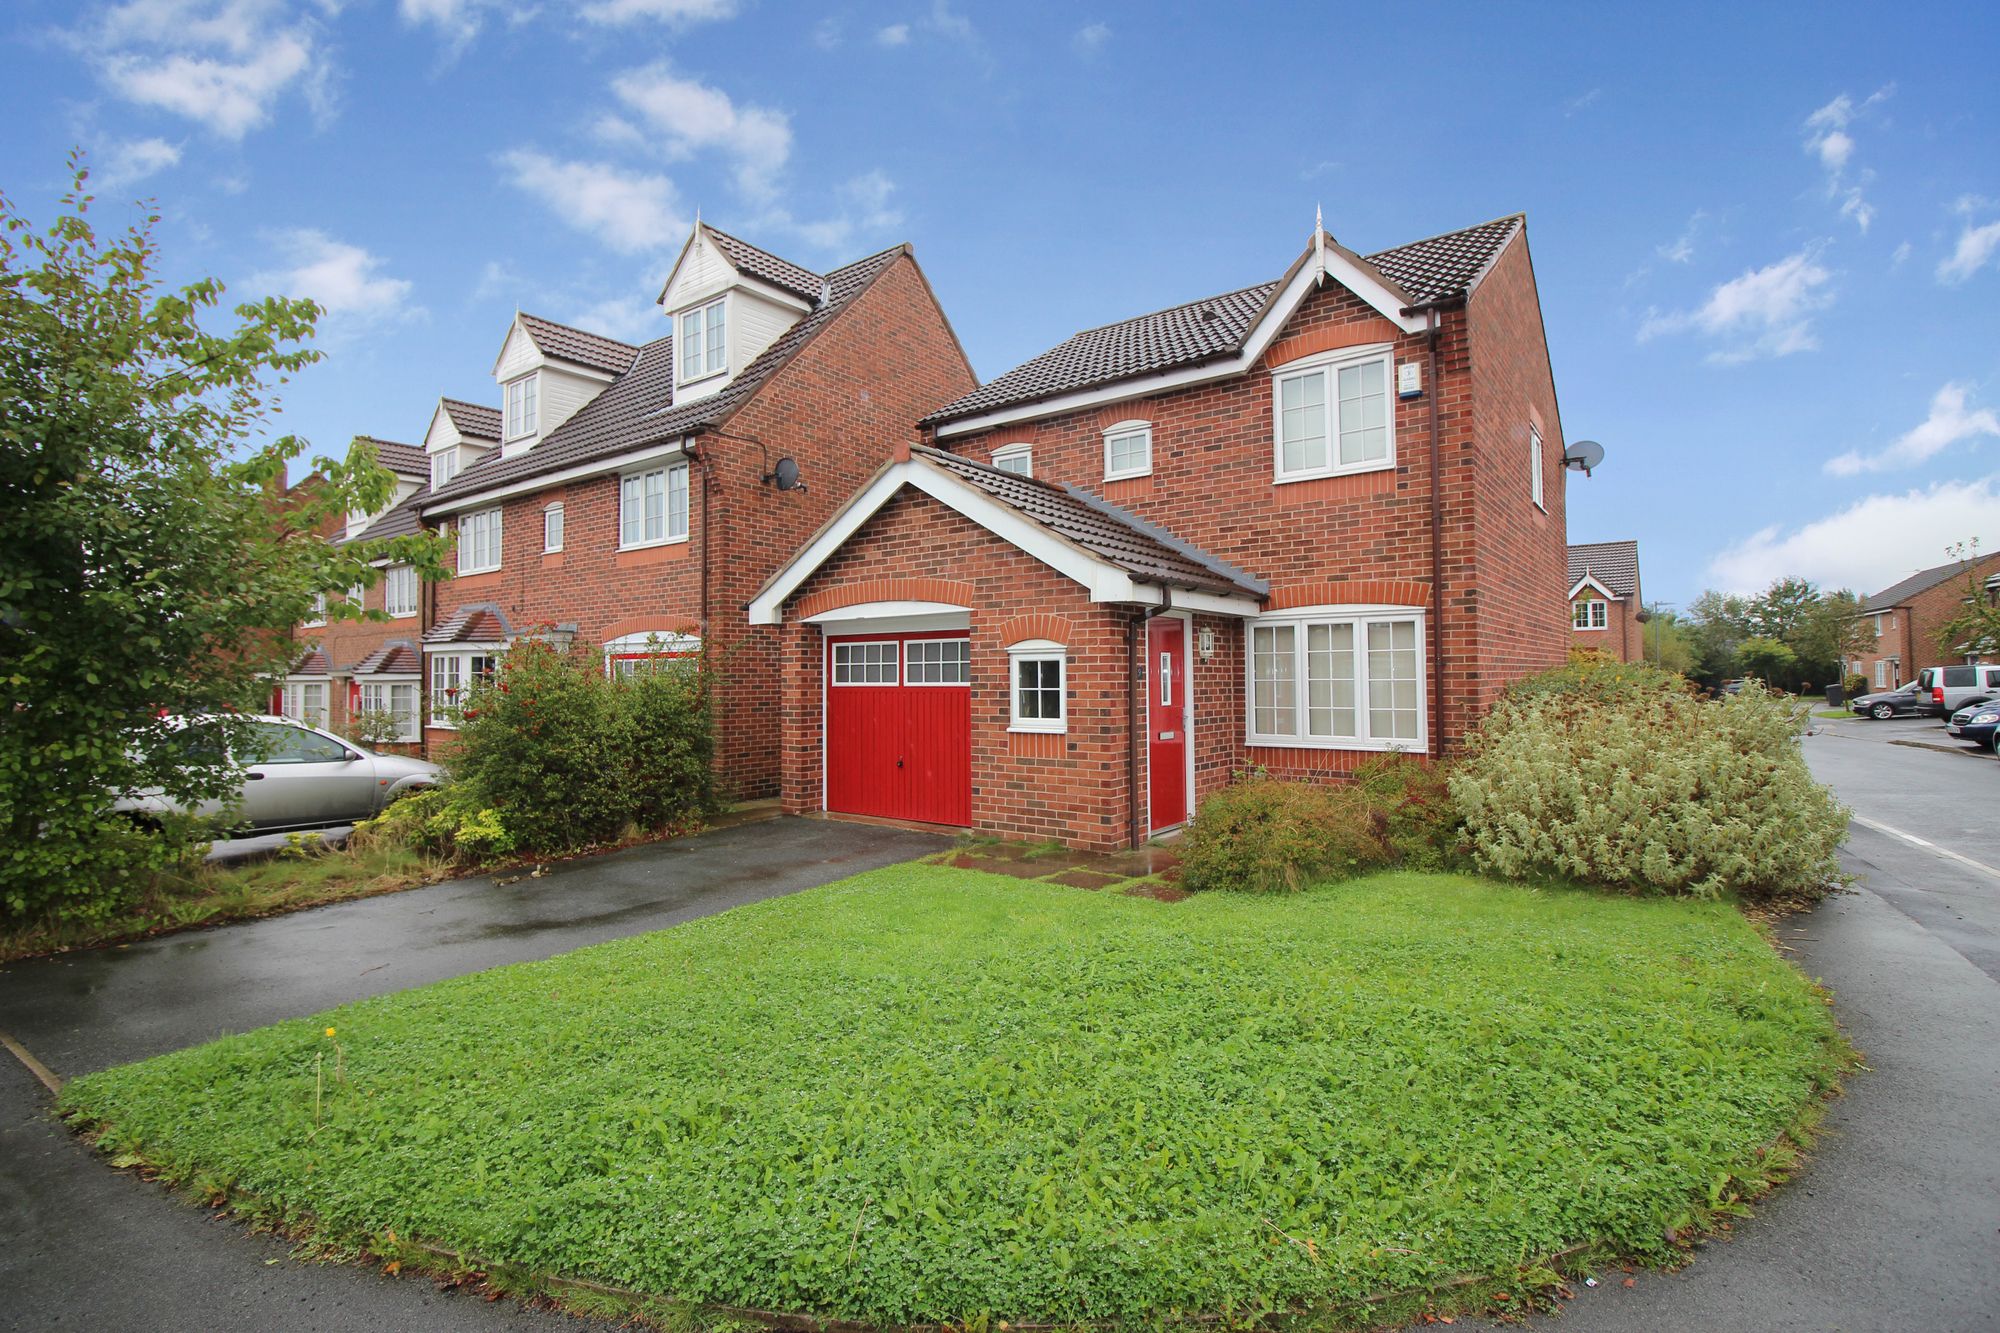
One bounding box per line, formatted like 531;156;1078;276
1938;200;2000;284
1657;210;1704;264
1072;21;1109;55
1564;87;1602;116
1803;86;1891;233
1825;383;2000;476
810;16;842;49
499;149;684;253
566;292;665;344
398;0;537;50
93;136;182;190
757;169;904;254
610;64;791;201
578;0;735;24
1891;240;1912;268
78;0;333;139
1639;247;1834;363
1709;476;2000;594
923;0;974;43
874;22;909;46
248;228;419;323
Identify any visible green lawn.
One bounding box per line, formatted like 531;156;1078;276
62;865;1846;1326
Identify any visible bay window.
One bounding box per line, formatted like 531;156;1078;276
678;297;727;382
457;508;502;574
620;462;689;548
280;680;328;728
358;680;421;742
1272;346;1393;481
1247;608;1424;749
428;651;498;727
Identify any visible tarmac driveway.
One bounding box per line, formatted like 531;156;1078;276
0;814;944;1332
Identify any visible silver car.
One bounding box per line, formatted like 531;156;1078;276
118;715;439;833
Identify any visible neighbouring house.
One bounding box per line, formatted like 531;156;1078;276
1567;540;1644;662
1850;550;2000;690
409;223;975;796
750;213;1571;850
277;439;431;747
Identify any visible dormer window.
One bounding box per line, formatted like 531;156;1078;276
504;373;539;441
432;450;459;488
679;297;726;384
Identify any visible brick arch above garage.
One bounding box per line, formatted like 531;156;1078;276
795;576;976;621
1267;578;1432;610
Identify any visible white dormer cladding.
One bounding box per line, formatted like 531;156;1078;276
490;317;619;458
657;225;813;405
425;403;491;486
345;468;423;539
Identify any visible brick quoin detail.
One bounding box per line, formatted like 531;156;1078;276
996;613;1074;646
795;575;975;620
1268;579;1432;610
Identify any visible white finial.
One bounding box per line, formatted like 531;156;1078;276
1314;204;1327;286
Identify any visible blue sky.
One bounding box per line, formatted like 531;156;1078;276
4;0;1998;606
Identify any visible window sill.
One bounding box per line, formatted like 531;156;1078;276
1104;467;1153;483
1009;722;1068;735
617;535;689;552
456;564;501;577
676;368;728;391
1273;459;1395;485
1245;735;1423;752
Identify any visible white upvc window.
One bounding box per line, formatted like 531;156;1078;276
1247;609;1424;750
991;442;1032;476
358;680;421;742
904;638;971;685
432;450;459;489
280;680;328;728
457;508;503;574
384;564;417;619
1529;424;1546;510
619;462;689;548
428;651;498;727
1102;420;1153;481
302;593;326;628
1008;639;1067;734
347;581;367;609
1573;600;1608;630
543;502;564;553
604;630;700;677
504;373;539;441
1272;345;1394;482
830;640;898;685
678;297;727;383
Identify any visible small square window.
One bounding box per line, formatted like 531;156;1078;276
905;638;970;685
991;444;1032;476
1103;421;1153;480
831;641;898;685
1007;642;1066;733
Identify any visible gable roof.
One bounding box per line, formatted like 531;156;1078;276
360;438;428;478
922;214;1524;428
424;243;910;511
289;648;331;676
515;313;641;376
1865;557;1978;612
440;397;501;441
346;481;430;543
423;602;512;646
702;226;824;303
1567;541;1640;599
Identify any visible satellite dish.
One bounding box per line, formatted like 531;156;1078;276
1562;439;1605;475
766;456;806;492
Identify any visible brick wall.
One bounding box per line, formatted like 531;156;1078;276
1568;593;1643;663
1853;551;2000;687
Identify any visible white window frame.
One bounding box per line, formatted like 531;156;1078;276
903;637;971;686
1572;599;1608;630
1270;344;1396;483
543;501;564;553
427;651;499;728
1102;420;1153;481
504;373;539;442
383;564;417;619
346;581;367;610
677;296;727;385
830;640;900;686
1244;607;1425;751
619;462;690;550
302;593;326;628
457;507;503;575
990;442;1033;476
1529;424;1546;511
1007;639;1067;734
431;450;459;489
280;680;329;728
358;679;421;743
603;630;701;678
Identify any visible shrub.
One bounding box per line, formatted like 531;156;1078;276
1351;753;1462;871
1449;670;1847;902
350;785;513;863
1179;777;1389;893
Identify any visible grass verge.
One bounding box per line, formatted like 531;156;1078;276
61;865;1849;1328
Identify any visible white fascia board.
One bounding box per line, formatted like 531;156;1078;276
804;600;972;625
421;640;507;654
1167;588;1264;618
1567;574;1618;600
423;441;686;518
934;250;1425;440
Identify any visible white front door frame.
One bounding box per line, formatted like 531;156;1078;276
1145;608;1197;837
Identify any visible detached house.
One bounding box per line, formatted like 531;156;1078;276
752;214;1571;850
1850;550;2000;689
1567;540;1644;662
412;224;974;797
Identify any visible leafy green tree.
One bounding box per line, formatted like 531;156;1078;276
1684;590;1753;685
1637;605;1698;676
1935;541;2000;661
1737;636;1797;685
0;159;446;923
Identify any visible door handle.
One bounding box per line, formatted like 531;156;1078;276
896;758;905;768
246;771;267;780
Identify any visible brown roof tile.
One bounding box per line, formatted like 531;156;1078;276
517;313;641;376
440;397;501;441
703;226;824;303
346;482;431;542
351;640;422;675
1567;540;1640;598
358;438;429;478
423;602;513;645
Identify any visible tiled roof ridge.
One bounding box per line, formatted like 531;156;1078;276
1062;279;1284;342
1364;212;1524;263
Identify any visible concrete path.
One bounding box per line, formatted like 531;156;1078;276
0;816;944;1332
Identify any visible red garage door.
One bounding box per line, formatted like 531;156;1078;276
826;631;971;827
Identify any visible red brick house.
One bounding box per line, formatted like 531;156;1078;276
751;214;1571;849
1850;550;2000;690
411;223;974;797
1567;540;1644;661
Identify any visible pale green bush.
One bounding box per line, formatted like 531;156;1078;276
1449;677;1847;902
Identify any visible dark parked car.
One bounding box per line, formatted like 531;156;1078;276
1850;681;1937;720
1945;700;2000;753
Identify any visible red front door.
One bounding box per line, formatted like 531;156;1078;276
825;631;972;827
1148;618;1188;831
